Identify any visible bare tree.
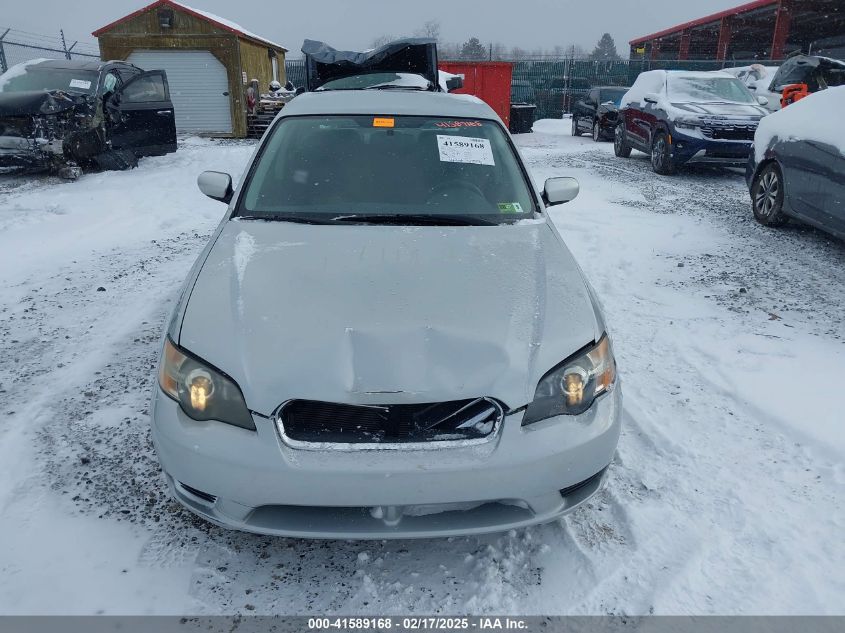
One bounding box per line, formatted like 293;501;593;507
371;34;398;49
510;46;528;61
415;20;441;42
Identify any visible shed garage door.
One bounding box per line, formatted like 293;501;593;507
127;50;233;134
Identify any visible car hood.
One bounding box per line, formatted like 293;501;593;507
0;90;79;117
671;101;767;118
179;219;601;415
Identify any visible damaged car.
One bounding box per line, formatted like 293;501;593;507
766;54;845;108
152;39;621;539
572;86;629;142
0;58;176;179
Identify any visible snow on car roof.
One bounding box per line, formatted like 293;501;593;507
280;90;499;121
755;85;845;161
666;70;735;79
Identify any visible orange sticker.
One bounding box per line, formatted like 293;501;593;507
373;117;395;128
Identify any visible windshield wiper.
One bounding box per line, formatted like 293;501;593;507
362;84;430;91
237;215;339;225
331;213;496;226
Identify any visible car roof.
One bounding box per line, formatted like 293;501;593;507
666;70;734;79
280;90;500;121
31;59;132;70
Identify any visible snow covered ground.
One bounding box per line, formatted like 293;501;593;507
0;124;843;615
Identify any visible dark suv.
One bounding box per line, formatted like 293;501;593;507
572;86;629;141
614;70;769;175
0;58;176;178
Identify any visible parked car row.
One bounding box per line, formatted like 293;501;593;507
595;67;845;241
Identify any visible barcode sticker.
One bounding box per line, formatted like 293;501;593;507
436;135;495;166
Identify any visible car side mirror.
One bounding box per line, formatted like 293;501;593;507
543;177;579;206
445;76;463;91
643;93;659;104
198;171;233;204
756;95;769;106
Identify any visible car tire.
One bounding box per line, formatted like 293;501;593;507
614;125;632;158
651;131;675;175
571;115;581;137
752;162;789;227
592;120;602;142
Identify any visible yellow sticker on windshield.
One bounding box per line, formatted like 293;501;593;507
373;117;395;128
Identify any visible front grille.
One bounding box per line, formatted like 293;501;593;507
0;116;34;138
700;124;757;141
278;397;503;445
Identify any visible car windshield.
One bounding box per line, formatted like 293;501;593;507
316;73;432;91
600;89;627;105
0;65;98;95
667;76;755;104
239;115;537;224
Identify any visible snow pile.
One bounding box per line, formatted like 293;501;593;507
531;119;571;135
754;85;845;160
438;70;461;92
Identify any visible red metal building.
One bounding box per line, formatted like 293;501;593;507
630;0;844;62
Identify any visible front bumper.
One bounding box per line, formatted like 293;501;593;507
670;130;754;167
150;386;622;539
0;135;60;168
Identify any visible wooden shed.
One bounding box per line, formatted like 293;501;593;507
94;0;287;138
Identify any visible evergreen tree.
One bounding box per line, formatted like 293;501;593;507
590;33;621;61
460;37;487;60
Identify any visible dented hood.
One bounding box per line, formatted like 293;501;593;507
0;90;79;117
302;38;438;91
179;219;601;415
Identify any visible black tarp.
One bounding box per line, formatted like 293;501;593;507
301;38;439;91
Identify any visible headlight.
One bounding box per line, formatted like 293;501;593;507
674;116;703;130
523;334;617;424
158;337;256;430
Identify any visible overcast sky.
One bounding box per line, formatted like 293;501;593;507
4;0;744;55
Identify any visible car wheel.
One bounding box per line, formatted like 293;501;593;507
614;125;632;158
592;120;602;142
752;162;788;227
651;131;675;175
571;115;580;137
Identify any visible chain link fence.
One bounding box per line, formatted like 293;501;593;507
0;27;100;74
286;56;780;120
